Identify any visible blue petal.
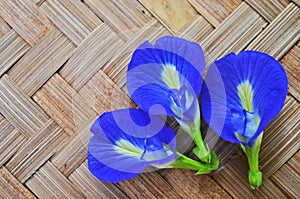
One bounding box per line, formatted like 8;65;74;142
88;137;143;183
201;51;288;145
127;36;205;121
88;108;176;182
128;36;205;92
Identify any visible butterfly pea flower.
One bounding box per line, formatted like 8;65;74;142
126;36;217;166
88;108;176;183
201;51;288;189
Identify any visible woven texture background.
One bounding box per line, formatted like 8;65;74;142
0;0;299;198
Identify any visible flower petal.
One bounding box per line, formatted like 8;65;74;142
88;108;176;182
88;136;143;183
201;51;288;145
127;36;205;121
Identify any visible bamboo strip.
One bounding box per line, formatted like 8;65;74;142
201;2;267;66
0;0;298;197
0;75;49;137
138;0;197;34
8;28;76;96
117;172;181;199
204;127;238;166
163;169;231;198
0;119;26;167
287;151;300;174
6;120;68;183
164;120;238;172
0;30;30;77
163;119;197;157
159;121;228;178
102;16;212;89
33;0;46;7
0;16;11;38
245;0;289;22
69;161;129;199
78;70;135;115
214;156;287;199
247;3;300;60
0;167;36;199
292;0;300;7
33;74;96;135
0;0;53;46
188;0;242;27
103;19;169;89
177;15;214;42
26;161;84;199
84;0;152;41
280;46;300;101
50;117;94;176
271;163;300;198
40;0;102;46
59;24;124;91
260;97;300;177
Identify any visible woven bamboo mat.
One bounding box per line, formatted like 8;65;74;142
0;0;299;198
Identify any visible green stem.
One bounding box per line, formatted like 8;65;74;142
192;130;211;163
174;107;218;169
241;133;263;189
170;152;218;174
171;153;204;170
190;118;211;164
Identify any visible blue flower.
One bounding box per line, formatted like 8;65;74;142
88;108;176;183
201;50;288;189
126;36;205;124
126;36;218;165
201;50;288;146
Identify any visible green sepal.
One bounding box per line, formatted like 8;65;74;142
195;151;219;174
170;152;219;174
242;133;263;189
173;106;219;172
192;145;211;164
180;117;212;164
248;170;262;189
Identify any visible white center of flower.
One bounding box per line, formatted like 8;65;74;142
161;64;196;121
234;111;261;142
114;139;144;158
234;80;262;141
170;88;194;119
141;145;173;161
161;64;181;89
114;139;173;162
237;80;253;112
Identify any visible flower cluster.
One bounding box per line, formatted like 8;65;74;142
88;36;288;189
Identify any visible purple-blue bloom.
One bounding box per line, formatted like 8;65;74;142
88;108;176;183
126;36;218;166
126;36;205;123
201;51;288;146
